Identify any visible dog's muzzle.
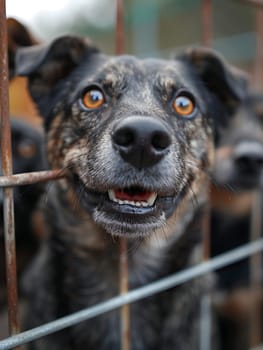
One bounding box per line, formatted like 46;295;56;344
73;116;185;237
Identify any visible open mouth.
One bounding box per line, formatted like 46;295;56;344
73;174;185;236
108;187;157;207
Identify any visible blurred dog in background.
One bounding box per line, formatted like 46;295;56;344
211;92;263;350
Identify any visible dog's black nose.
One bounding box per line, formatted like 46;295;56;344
234;141;263;174
112;116;171;169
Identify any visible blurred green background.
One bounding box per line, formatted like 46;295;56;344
7;0;262;82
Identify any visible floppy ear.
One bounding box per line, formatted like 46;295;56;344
7;17;39;80
16;36;99;120
177;47;249;112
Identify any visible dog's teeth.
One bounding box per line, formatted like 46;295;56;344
108;190;116;201
108;190;157;207
147;193;157;206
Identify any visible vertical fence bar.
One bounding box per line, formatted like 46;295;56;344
247;1;263;347
249;191;262;347
200;2;212;349
119;238;130;350
201;0;212;47
254;4;263;90
116;0;125;55
201;0;212;260
199;194;212;350
0;0;20;337
116;1;130;350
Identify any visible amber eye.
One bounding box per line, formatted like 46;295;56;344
81;88;105;109
173;94;195;117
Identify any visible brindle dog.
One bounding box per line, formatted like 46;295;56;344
15;37;247;349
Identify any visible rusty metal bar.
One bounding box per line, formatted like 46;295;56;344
242;0;263;89
0;0;20;337
202;198;211;261
0;169;64;187
242;1;263;347
249;191;263;347
200;1;213;344
200;187;212;350
116;1;130;350
201;0;212;47
116;0;125;55
254;7;263;89
119;238;130;350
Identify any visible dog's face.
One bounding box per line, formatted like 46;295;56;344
16;37;246;237
213;93;263;190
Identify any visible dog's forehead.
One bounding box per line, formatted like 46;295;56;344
94;54;191;87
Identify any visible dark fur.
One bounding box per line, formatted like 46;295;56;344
15;37;247;349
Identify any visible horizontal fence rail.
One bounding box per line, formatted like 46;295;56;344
0;238;263;350
0;170;64;187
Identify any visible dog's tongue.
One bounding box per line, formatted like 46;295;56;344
114;189;152;202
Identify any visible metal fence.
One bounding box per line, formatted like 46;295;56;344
0;0;263;349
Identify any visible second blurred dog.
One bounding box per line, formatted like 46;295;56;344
211;92;263;350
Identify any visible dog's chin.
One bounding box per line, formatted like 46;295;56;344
73;176;184;237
